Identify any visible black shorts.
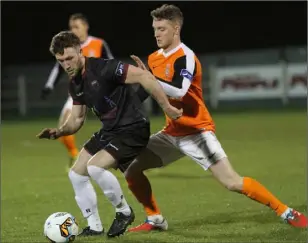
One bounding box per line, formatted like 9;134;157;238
84;120;150;172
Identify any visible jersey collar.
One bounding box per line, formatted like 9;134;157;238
158;43;183;58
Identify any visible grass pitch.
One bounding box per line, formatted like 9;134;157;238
1;110;307;242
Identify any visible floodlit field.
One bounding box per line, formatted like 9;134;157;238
2;111;307;242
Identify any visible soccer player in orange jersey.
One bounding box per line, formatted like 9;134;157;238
41;13;114;169
125;4;308;231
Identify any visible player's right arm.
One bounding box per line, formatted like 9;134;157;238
36;104;87;140
41;62;65;100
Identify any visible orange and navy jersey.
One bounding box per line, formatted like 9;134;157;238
43;36;113;91
148;43;215;136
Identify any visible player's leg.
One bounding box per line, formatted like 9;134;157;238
125;131;184;232
210;159;307;228
87;121;150;237
58;97;79;169
87;149;134;237
185;131;307;228
68;147;104;236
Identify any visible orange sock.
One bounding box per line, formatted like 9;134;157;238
242;177;288;216
126;173;161;216
59;135;79;158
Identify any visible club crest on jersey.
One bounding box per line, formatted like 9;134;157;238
165;64;171;78
180;69;193;81
116;62;125;77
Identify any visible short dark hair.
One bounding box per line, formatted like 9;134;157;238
49;31;80;56
69;13;89;25
151;4;183;27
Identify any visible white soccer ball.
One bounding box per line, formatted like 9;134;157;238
43;212;79;243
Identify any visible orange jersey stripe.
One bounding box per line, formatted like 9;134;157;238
148;43;215;136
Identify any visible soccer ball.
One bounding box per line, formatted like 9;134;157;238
43;212;79;243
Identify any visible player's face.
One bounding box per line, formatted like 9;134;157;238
69;19;88;41
55;47;83;78
152;19;179;49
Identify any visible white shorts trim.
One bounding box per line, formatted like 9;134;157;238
60;96;73;116
147;131;227;170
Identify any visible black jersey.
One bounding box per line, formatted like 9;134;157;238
69;57;148;131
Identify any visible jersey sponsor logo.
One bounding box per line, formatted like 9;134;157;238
115;62;125;76
180;69;193;81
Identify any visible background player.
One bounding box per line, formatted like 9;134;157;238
37;31;182;237
124;4;308;232
41;13;114;169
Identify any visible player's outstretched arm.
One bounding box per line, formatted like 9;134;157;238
36;104;87;139
124;65;182;120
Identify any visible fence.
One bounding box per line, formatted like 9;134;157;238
2;45;307;119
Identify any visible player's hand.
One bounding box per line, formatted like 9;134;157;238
164;105;183;120
130;55;148;71
36;128;62;140
41;87;52;100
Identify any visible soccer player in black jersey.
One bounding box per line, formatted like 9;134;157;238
37;31;182;238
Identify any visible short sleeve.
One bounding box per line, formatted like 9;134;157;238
171;55;195;88
103;59;129;84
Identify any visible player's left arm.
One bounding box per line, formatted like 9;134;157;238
158;55;195;99
101;40;114;59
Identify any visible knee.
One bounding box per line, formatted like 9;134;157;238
223;176;244;192
68;169;89;185
87;164;106;179
87;158;97;167
124;159;144;179
210;158;244;192
125;151;162;179
68;169;77;181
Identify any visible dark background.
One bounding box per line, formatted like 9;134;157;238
2;1;307;66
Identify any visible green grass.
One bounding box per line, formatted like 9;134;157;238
1;111;307;242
